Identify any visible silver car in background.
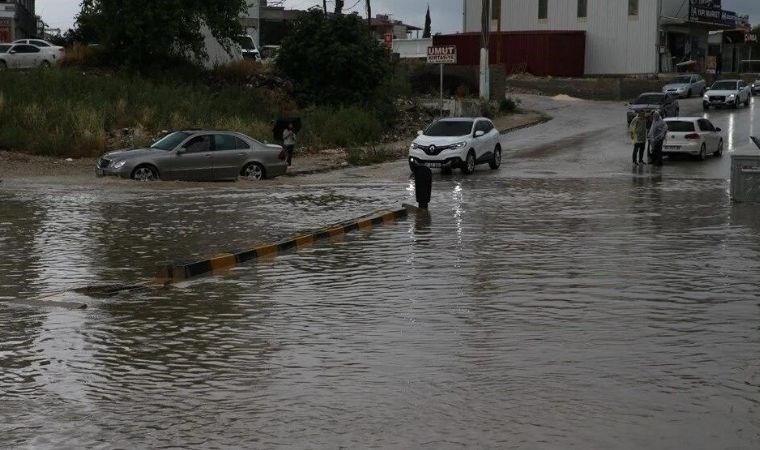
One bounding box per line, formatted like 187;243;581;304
96;130;287;181
661;74;706;98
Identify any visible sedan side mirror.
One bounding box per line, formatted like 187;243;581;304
417;130;423;136
176;148;186;155
715;127;722;132
9;50;16;55
474;130;485;138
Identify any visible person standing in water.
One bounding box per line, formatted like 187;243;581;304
282;123;296;167
629;111;647;165
648;112;667;167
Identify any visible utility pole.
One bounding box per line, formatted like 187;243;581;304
367;0;372;27
323;0;327;14
480;0;491;100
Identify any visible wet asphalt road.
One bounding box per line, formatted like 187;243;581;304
1;95;760;449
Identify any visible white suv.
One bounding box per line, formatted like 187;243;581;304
409;117;501;174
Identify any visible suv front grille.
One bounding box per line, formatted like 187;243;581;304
422;145;451;156
710;96;725;102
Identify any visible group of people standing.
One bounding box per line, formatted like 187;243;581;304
629;111;667;167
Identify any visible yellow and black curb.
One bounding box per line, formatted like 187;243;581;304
153;206;411;284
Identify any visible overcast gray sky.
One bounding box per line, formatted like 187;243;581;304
37;0;759;34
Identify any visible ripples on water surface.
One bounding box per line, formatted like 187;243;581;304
1;177;759;448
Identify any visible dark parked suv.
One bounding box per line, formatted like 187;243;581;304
626;92;680;125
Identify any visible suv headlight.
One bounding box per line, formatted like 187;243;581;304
112;160;127;169
450;141;467;150
703;94;709;100
728;94;736;99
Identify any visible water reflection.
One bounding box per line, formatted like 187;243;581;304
1;177;759;448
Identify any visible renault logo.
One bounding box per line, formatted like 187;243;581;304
429;145;436;152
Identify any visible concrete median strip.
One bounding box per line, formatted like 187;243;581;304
154;205;411;284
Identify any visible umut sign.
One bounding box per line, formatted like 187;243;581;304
427;46;457;64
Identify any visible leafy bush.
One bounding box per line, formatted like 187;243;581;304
499;96;520;113
277;10;390;106
210;59;268;85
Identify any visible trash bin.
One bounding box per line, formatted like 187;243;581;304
730;137;760;203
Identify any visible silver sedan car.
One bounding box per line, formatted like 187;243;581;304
96;130;288;181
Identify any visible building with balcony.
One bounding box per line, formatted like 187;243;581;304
462;0;739;75
0;0;36;42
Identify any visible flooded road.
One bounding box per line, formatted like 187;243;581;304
2;96;760;448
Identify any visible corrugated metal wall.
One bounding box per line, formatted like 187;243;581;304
433;31;586;77
463;0;660;75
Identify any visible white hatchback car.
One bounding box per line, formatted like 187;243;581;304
409;117;501;174
12;39;64;62
663;117;724;160
0;43;57;69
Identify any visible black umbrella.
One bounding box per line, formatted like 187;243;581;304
272;117;302;142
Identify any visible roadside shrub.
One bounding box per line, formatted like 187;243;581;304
479;100;497;119
300;106;383;148
211;59;268;85
499;96;520;113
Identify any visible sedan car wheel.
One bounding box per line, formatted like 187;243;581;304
39;61;51;69
132;165;158;181
0;61;6;70
242;162;265;181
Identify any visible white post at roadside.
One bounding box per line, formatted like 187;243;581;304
479;0;491;100
440;63;444;117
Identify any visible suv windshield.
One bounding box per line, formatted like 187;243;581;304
236;35;256;50
0;45;10;53
151;131;190;150
424;120;474;137
634;94;666;105
669;76;691;84
711;81;738;90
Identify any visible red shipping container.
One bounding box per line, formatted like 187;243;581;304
433;31;586;77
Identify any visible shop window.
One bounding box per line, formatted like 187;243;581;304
628;0;639;17
577;0;587;19
538;0;548;20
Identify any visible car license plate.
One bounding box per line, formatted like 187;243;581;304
424;162;442;168
664;145;680;150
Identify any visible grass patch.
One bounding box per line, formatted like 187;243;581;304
0;68;380;157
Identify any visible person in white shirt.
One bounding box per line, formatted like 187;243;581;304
282;123;296;166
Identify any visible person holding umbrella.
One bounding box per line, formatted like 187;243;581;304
282;122;296;167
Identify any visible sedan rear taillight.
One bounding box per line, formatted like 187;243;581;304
684;133;701;140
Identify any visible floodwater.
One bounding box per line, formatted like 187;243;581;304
2;173;760;448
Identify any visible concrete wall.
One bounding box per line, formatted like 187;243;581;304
463;0;660;75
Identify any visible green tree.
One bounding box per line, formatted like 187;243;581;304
75;0;246;68
423;5;431;38
277;9;389;106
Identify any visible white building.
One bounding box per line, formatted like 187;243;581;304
240;0;261;47
0;0;37;42
462;0;738;75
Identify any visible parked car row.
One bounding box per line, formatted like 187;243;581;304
0;39;63;70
